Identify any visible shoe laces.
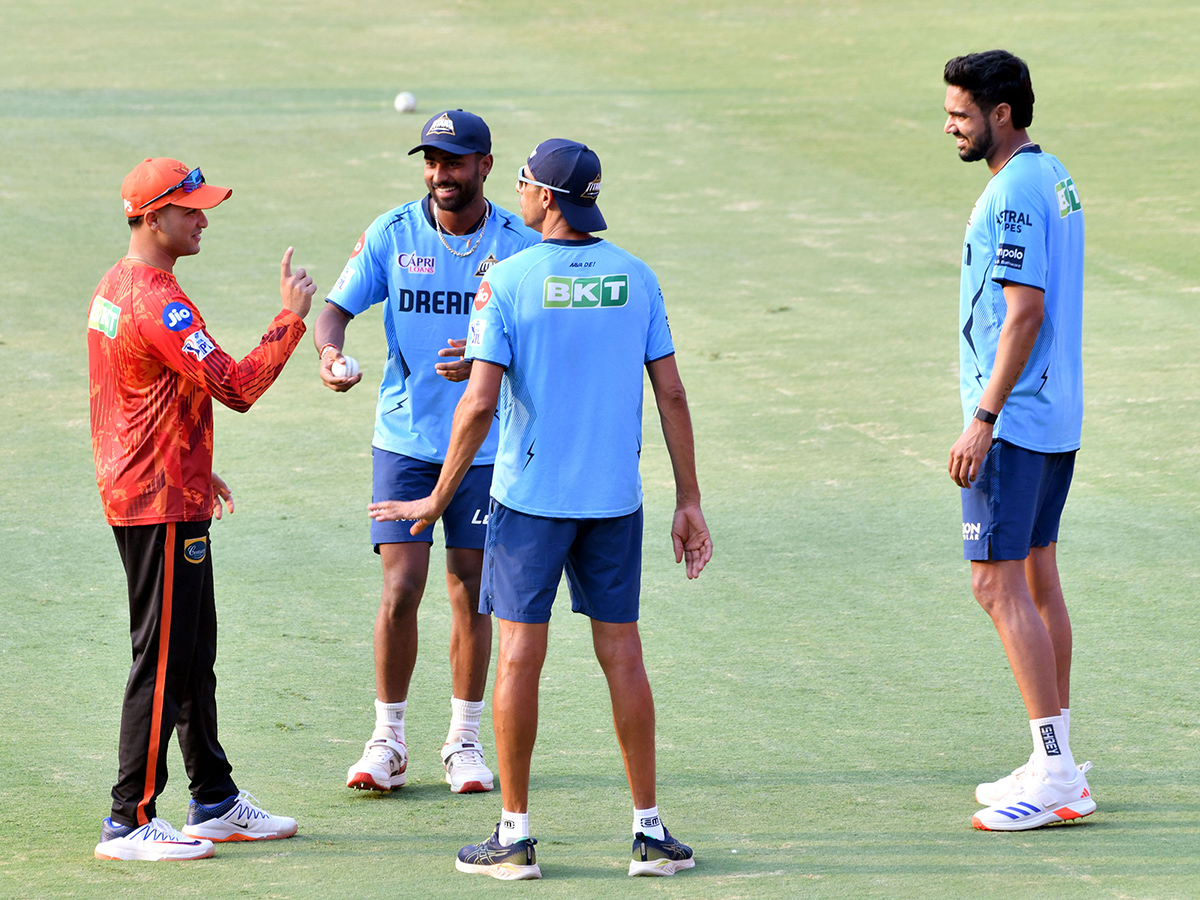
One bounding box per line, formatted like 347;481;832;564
147;817;187;841
365;743;402;766
449;746;486;768
233;790;270;819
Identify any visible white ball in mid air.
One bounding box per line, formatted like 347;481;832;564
394;91;417;113
332;355;360;379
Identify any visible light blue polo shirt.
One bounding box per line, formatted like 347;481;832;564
327;198;539;463
465;237;675;518
959;146;1085;453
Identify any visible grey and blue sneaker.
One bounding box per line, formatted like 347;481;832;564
629;828;695;876
456;826;541;880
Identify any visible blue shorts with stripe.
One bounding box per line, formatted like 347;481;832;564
480;501;643;624
370;448;492;550
961;439;1076;561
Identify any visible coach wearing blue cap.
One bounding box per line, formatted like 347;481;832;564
370;139;712;880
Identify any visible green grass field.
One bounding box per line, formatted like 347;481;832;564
2;1;1198;897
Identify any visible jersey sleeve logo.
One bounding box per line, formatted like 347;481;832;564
995;244;1025;269
468;317;487;347
162;301;194;331
351;232;366;257
333;265;355;293
1055;178;1082;218
182;329;217;360
88;294;121;339
474;281;492;311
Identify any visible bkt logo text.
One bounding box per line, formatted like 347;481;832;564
543;274;628;309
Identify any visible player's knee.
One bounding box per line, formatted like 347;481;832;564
593;637;645;677
380;575;424;617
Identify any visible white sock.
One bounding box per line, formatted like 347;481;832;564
634;806;665;840
498;810;529;846
1030;715;1075;780
375;698;407;745
448;697;484;743
1061;707;1070;745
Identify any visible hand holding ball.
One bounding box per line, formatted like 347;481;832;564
394;91;417;113
332;355;360;379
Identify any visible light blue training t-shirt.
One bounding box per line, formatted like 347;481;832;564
959;146;1085;453
326;198;540;463
465;237;676;518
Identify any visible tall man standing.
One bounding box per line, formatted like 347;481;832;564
370;139;712;879
315;110;539;795
89;158;312;860
942;52;1094;831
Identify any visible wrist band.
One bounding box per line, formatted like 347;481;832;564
319;343;340;359
973;405;998;425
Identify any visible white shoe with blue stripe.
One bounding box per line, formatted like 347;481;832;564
973;766;1096;831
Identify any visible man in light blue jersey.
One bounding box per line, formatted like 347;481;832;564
370;139;712;879
943;51;1094;832
314;110;540;797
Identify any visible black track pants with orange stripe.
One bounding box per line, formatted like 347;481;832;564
110;520;238;828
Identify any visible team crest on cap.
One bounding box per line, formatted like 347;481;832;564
473;254;499;278
123;198;133;214
582;177;601;199
426;113;456;137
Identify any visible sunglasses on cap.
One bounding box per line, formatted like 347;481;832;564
138;167;206;210
517;166;568;194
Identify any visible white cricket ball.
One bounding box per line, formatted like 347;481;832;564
332;355;360;379
394;91;417;113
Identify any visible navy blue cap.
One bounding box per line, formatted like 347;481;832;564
408;109;492;156
526;139;606;233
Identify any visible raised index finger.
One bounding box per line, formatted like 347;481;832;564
281;246;294;278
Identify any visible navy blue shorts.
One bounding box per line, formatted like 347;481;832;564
962;439;1076;561
371;448;492;550
480;501;643;624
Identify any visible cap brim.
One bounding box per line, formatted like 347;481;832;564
557;198;606;233
140;184;232;214
407;141;485;157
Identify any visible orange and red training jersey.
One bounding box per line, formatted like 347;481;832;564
88;258;306;526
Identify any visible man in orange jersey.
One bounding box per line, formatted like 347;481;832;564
88;158;314;861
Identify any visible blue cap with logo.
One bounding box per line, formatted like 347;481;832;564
408;109;492;156
527;139;606;233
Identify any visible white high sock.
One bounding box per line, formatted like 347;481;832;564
1030;715;1075;780
448;697;484;742
634;806;665;840
498;810;529;846
375;698;407;745
1061;707;1070;745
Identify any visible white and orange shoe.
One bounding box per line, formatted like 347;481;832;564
442;738;494;793
182;791;297;842
347;730;407;791
972;766;1095;831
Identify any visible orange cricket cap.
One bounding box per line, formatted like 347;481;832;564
121;158;232;217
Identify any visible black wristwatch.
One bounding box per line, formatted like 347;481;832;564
973;405;998;425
